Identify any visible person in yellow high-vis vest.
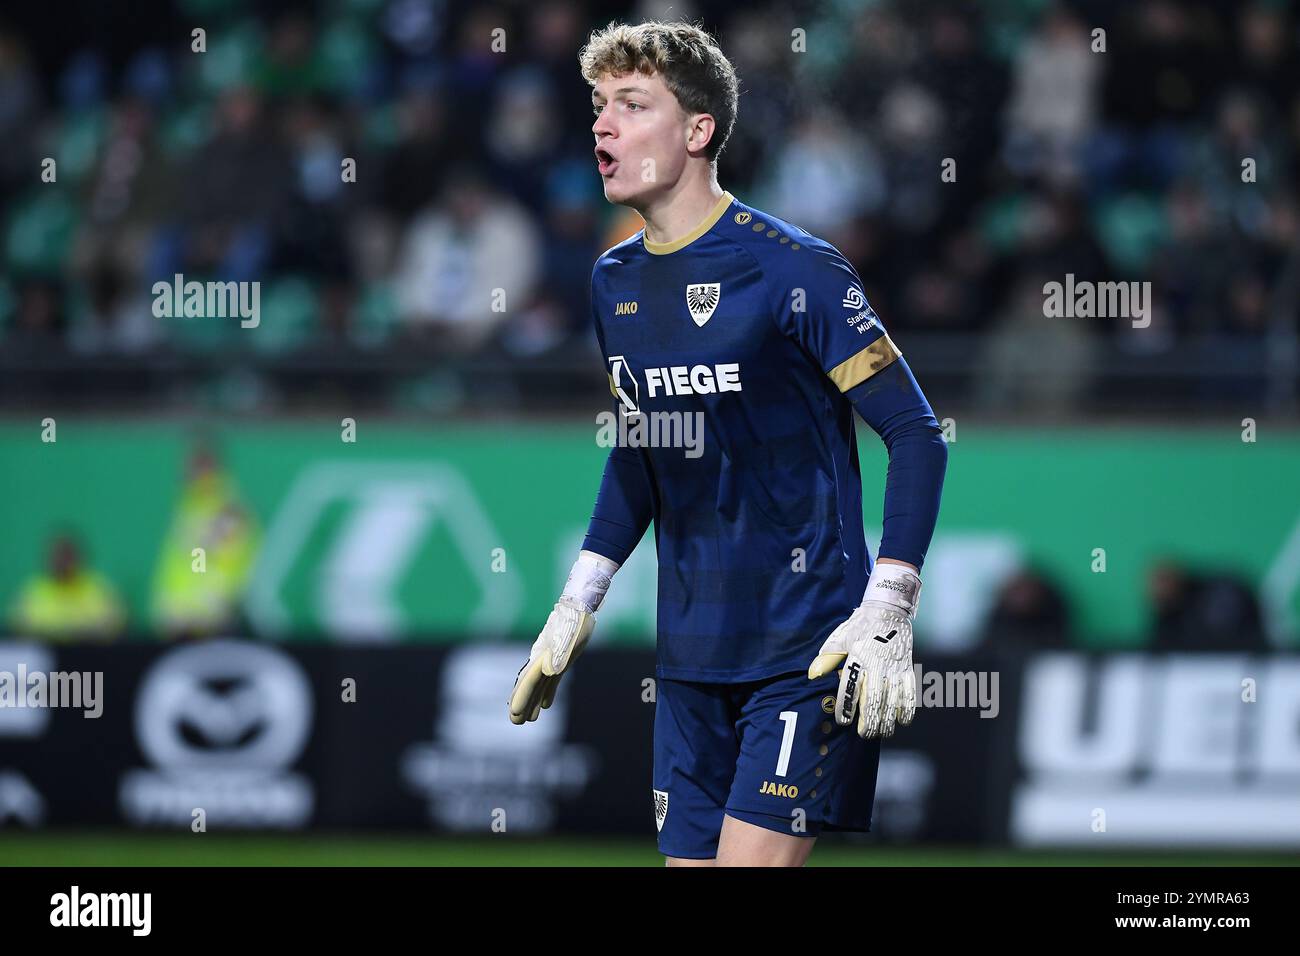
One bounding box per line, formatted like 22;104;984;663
9;534;125;641
150;444;259;640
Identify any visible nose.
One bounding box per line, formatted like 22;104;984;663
592;102;614;139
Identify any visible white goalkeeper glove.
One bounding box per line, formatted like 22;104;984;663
508;550;619;725
807;562;921;739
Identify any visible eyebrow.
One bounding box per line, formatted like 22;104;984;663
592;86;652;101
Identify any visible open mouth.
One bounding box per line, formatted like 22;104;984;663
595;146;618;176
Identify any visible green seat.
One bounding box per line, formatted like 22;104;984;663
159;103;214;157
248;276;319;354
318;18;379;94
353;280;398;347
57;108;108;184
0;278;14;335
4;191;79;277
167;274;240;353
1093;194;1168;274
196;21;264;94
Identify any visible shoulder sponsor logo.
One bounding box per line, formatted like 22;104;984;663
686;283;720;327
848;308;878;334
843;285;878;334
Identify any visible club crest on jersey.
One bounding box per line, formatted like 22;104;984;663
685;283;720;327
653;789;669;832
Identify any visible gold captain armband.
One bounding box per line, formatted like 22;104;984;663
826;335;902;392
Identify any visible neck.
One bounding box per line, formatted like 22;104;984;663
639;171;726;246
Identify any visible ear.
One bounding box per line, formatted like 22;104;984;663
686;112;716;157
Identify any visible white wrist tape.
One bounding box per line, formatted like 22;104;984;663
560;550;621;614
862;562;922;616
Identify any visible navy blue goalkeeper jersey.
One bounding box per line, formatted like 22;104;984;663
587;190;941;682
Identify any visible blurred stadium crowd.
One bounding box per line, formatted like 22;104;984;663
0;0;1296;414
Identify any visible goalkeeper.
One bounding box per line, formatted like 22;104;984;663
510;20;947;867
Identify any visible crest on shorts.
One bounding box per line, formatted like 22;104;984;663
685;283;720;327
653;789;669;832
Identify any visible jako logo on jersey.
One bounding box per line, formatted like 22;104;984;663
646;363;742;397
614;301;638;315
653;789;669;832
686;283;720;327
759;781;800;798
842;660;861;713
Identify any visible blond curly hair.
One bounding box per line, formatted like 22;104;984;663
579;19;739;163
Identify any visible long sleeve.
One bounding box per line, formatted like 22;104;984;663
584;256;655;566
581;443;654;565
767;239;946;572
846;358;948;570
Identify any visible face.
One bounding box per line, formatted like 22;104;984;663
50;537;80;578
591;71;702;208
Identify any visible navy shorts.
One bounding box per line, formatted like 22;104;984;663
652;669;881;859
